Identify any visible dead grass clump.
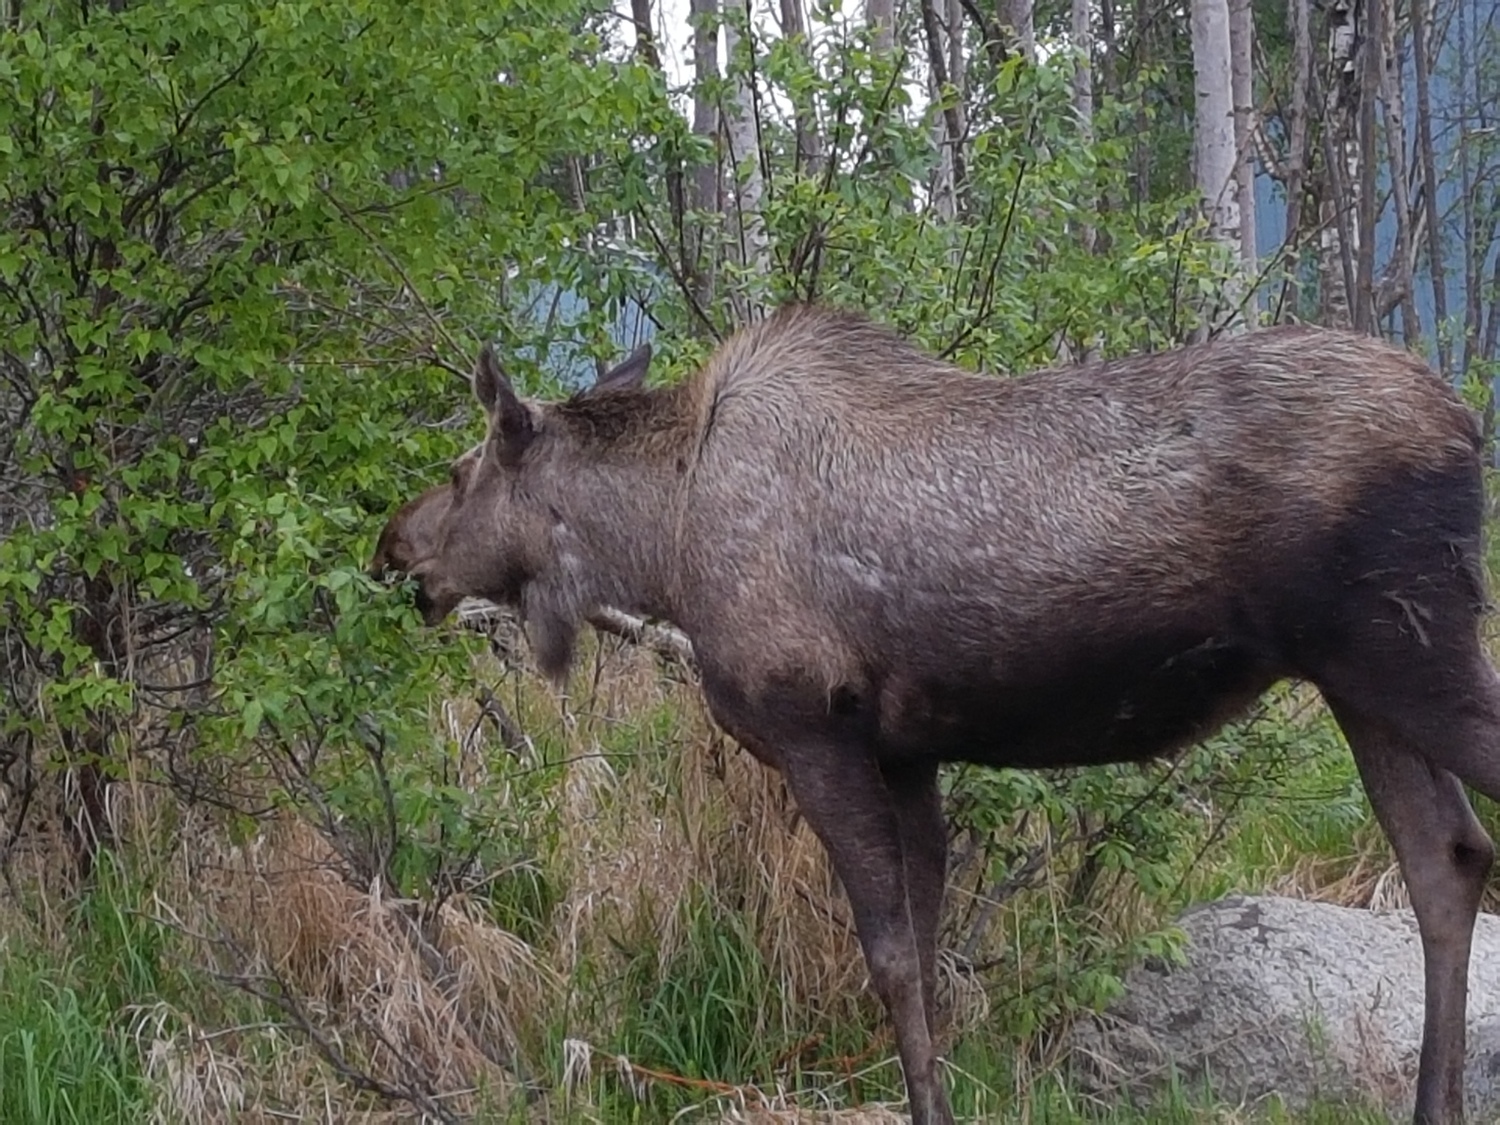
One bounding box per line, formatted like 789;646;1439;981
1272;847;1407;911
687;725;873;1023
139;1011;417;1125
161;814;549;1118
703;1101;911;1123
540;638;884;1040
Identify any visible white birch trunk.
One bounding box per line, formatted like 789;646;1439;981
689;0;720;317
1191;0;1245;331
723;0;769;323
868;0;895;54
1002;0;1036;62
1319;0;1359;328
1072;0;1093;140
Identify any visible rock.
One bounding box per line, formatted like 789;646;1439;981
1068;895;1500;1119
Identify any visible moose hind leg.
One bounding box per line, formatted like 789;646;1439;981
781;742;955;1125
882;759;948;1040
1326;698;1495;1125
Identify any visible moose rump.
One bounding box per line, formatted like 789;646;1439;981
375;305;1498;1125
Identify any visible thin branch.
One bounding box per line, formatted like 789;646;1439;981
315;183;469;368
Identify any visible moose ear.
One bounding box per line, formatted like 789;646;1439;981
473;343;506;411
593;342;652;393
473;344;534;458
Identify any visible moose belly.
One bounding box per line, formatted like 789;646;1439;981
874;632;1282;769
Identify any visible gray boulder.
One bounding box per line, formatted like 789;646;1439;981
1068;895;1500;1119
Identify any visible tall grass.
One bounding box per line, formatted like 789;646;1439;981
0;626;1424;1122
0;858;162;1125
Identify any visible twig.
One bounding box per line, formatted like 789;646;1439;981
472;685;528;754
212;962;462;1125
316;183;469;372
586;607;696;669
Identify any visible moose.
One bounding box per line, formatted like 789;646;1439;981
373;304;1500;1124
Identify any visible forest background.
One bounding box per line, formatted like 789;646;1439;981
2;0;1498;1119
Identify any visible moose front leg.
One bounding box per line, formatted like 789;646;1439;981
781;740;955;1125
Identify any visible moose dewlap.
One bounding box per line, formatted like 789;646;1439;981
375;305;1499;1125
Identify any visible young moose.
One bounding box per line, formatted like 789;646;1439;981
375;306;1499;1125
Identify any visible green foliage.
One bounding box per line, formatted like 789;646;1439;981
0;0;665;880
942;1040;1390;1124
628;49;1235;372
0;0;1239;891
0;960;151;1125
944;689;1367;1040
617;896;778;1083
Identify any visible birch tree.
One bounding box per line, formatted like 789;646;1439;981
1277;0;1313;321
1229;0;1256;295
778;0;823;176
722;0;770;322
920;0;967;218
868;0;895;54
1002;0;1036;62
1191;0;1244;329
1317;0;1359;328
1352;0;1384;332
1379;1;1420;339
690;0;721;317
1072;0;1094;143
1411;0;1450;372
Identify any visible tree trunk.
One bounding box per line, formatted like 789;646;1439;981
1071;0;1099;361
1379;0;1420;340
1099;0;1118;102
1000;0;1035;62
1068;0;1104;361
1229;0;1257;305
66;570;129;884
778;0;823;177
723;0;770;323
1072;0;1094;141
689;0;721;319
629;0;660;69
1352;0;1383;333
868;0;895;54
1191;0;1244;332
1131;0;1154;205
1455;0;1487;384
920;0;968;218
1277;0;1312;321
1411;0;1450;373
866;0;902;163
948;0;965;133
1317;0;1359;329
629;0;688;293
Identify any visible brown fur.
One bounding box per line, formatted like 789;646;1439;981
375;305;1498;1125
370;482;453;579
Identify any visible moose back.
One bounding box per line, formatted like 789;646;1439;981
375;305;1499;1125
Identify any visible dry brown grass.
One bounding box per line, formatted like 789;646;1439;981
99;798;543;1121
0;615;1434;1123
1;628;944;1121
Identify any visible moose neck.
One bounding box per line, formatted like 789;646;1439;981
523;383;696;677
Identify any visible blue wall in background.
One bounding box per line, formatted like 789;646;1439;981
513;280;659;390
1251;17;1495;381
